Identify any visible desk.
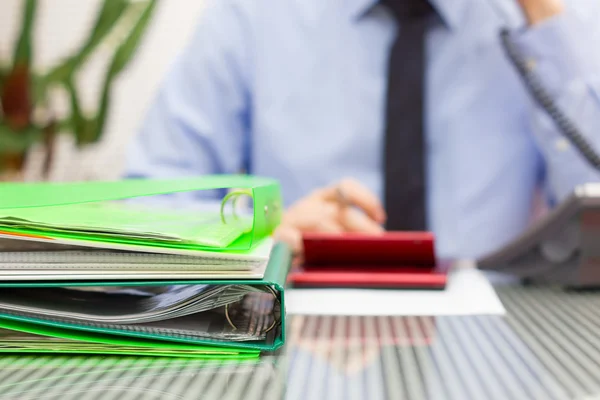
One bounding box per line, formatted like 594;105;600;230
0;286;599;400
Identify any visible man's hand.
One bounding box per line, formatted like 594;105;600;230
517;0;564;25
274;178;386;254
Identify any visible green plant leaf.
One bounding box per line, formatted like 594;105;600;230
64;78;86;145
45;0;129;84
92;0;157;143
0;63;7;88
30;72;47;106
36;0;131;131
108;0;157;76
0;123;42;154
56;119;73;133
0;66;6;100
12;0;37;68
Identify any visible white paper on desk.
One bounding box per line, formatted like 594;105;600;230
285;266;506;316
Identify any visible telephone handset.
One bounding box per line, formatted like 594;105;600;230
499;29;600;168
477;30;600;288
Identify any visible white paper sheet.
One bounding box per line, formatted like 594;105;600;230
0;233;273;260
285;264;506;316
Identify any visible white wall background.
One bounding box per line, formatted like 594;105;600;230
0;0;205;181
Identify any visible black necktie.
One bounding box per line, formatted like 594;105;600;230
382;0;435;231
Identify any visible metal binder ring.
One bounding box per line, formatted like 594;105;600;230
220;189;254;233
262;286;280;335
225;303;237;331
224;286;280;334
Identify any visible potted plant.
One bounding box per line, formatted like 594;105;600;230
0;0;157;181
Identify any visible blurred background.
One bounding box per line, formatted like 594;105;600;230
0;0;195;182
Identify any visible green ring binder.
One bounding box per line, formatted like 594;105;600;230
0;175;283;251
0;176;291;357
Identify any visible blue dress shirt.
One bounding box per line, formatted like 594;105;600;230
125;0;600;259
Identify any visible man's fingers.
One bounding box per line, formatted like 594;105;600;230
323;178;386;223
340;207;385;233
317;219;344;233
274;226;303;254
517;0;564;25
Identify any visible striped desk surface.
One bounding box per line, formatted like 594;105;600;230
0;286;599;400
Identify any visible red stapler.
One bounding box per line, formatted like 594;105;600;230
288;232;449;289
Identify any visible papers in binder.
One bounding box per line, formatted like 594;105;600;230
0;177;291;357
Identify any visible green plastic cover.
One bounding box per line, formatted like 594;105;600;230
0;243;292;354
0;175;282;251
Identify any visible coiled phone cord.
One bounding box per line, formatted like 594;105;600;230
500;28;600;171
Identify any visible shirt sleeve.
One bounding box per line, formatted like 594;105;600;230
508;1;600;204
123;0;253;204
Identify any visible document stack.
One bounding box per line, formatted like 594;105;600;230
0;176;290;359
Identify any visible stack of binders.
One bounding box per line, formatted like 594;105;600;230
0;176;291;359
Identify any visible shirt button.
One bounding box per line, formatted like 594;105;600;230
526;58;536;72
555;138;570;151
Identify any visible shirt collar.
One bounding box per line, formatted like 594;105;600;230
347;0;470;30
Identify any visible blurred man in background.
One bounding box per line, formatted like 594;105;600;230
125;0;600;258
